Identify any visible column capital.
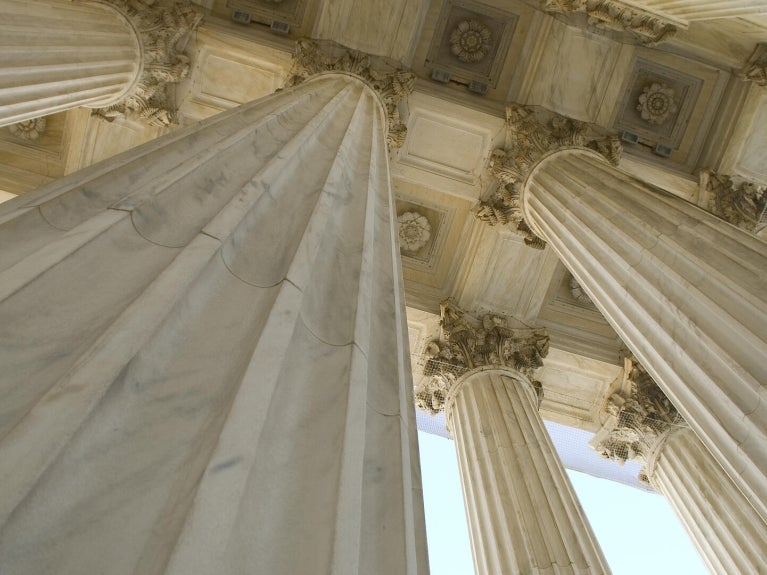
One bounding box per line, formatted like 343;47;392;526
286;39;416;149
590;356;686;485
474;104;621;248
741;43;767;86
702;170;767;236
541;0;677;45
93;0;202;126
415;299;548;416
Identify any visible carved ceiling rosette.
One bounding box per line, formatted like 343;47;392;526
475;104;622;249
398;211;432;252
541;0;676;45
94;0;203;127
415;299;549;416
287;39;416;150
449;20;493;63
8;117;46;141
590;356;686;485
636;82;678;125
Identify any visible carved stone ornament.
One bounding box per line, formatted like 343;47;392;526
569;276;593;305
636;82;678;125
414;299;548;415
8;117;46;141
704;171;767;235
398;211;431;252
541;0;677;45
474;104;622;248
94;0;203;127
741;43;767;86
449;20;493;63
590;356;686;485
287;39;416;149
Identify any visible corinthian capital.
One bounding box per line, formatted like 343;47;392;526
415;300;548;415
703;171;767;236
590;356;685;484
287;39;415;149
475;104;621;248
742;43;767;86
95;0;203;126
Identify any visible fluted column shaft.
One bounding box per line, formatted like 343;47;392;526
0;73;427;574
634;0;767;21
646;427;767;574
447;367;610;575
0;0;142;126
522;148;767;523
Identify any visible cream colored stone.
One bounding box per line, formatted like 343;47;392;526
0;74;427;575
523;147;767;524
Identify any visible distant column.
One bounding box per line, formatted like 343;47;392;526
592;358;767;574
416;301;611;575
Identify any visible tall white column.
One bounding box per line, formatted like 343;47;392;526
632;0;767;21
0;68;428;574
592;357;767;575
521;147;767;523
646;428;767;575
416;301;611;575
0;0;200;127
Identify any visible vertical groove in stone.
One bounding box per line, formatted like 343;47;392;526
639;0;767;20
0;0;141;125
648;428;767;575
523;148;767;524
447;367;611;575
0;74;426;575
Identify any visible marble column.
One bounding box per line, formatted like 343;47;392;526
636;0;767;20
416;301;611;575
0;70;428;575
592;357;767;575
646;428;767;575
0;0;200;127
521;147;767;523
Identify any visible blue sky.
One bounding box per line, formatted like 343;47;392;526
418;431;708;574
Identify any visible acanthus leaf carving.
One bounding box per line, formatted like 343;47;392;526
287;39;416;150
475;104;621;248
415;300;549;415
94;0;203;127
741;43;767;86
703;171;767;236
542;0;677;45
590;356;686;485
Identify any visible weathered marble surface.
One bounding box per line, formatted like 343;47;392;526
0;0;140;126
523;148;767;525
646;427;767;575
447;367;611;575
0;74;428;574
